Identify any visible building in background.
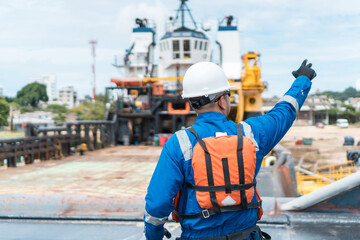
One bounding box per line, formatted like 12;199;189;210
263;96;331;126
348;97;360;111
30;74;57;101
0;86;3;97
12;111;56;131
58;86;78;109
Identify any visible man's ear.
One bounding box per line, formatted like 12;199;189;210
217;96;226;110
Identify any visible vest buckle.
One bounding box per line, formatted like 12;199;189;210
202;209;210;218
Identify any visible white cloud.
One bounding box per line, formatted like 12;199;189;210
115;1;171;38
1;0;360;98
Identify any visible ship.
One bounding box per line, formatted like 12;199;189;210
107;0;266;145
0;1;357;239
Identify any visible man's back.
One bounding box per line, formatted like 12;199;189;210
173;112;259;238
144;61;315;239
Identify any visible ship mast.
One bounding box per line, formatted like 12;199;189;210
174;0;197;29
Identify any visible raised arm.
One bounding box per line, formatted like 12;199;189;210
245;60;316;172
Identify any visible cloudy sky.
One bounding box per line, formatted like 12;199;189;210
0;0;360;98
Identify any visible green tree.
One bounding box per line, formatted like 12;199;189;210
95;94;107;103
341;104;359;123
0;97;10;126
45;104;68;124
329;104;360;124
53;113;66;124
84;94;93;101
16;82;48;108
328;106;339;123
321;87;360;101
70;101;105;120
45;104;68;114
5;96;15;103
343;87;359;99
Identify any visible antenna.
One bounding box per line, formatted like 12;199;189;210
174;0;197;29
89;40;97;101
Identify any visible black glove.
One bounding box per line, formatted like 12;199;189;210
292;59;317;80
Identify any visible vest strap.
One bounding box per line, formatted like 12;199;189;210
188;127;221;213
236;123;248;210
185;179;256;192
173;200;262;219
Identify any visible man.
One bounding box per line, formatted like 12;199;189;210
144;60;316;239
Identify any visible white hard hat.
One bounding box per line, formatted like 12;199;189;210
182;62;232;99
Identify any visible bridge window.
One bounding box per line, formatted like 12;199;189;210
204;42;207;51
194;40;198;49
183;39;190;58
173;40;180;59
199;41;203;50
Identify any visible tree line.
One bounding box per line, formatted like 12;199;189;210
1;84;360;127
0;82;106;127
319;87;360;101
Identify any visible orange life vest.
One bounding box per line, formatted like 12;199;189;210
172;124;262;220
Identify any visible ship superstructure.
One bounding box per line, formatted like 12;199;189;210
216;15;241;79
112;18;156;81
157;0;212;91
108;0;266;144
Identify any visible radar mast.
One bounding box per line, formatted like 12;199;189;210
173;0;197;29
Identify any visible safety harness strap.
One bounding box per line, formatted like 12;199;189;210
173;200;262;219
183;126;260;219
185;179;256;192
188;127;221;213
222;157;232;194
237;123;248;210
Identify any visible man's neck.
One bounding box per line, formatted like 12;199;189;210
196;108;226;116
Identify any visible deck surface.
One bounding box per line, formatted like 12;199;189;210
0;146;161;218
0;144;358;239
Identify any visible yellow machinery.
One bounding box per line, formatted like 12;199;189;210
230;51;267;123
110;51;267;139
142;51;266;124
296;161;358;195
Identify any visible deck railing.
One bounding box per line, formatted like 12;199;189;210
0;121;116;167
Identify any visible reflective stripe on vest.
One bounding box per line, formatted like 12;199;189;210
277;95;299;113
239;122;259;151
175;129;192;161
144;210;168;226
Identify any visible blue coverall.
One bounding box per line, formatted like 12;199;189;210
144;76;312;239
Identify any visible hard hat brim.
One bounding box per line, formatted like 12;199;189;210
182;86;234;99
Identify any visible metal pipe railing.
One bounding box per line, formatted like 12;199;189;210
0;121;116;168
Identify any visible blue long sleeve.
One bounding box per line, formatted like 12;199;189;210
144;75;312;239
144;136;184;239
245;76;312;173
